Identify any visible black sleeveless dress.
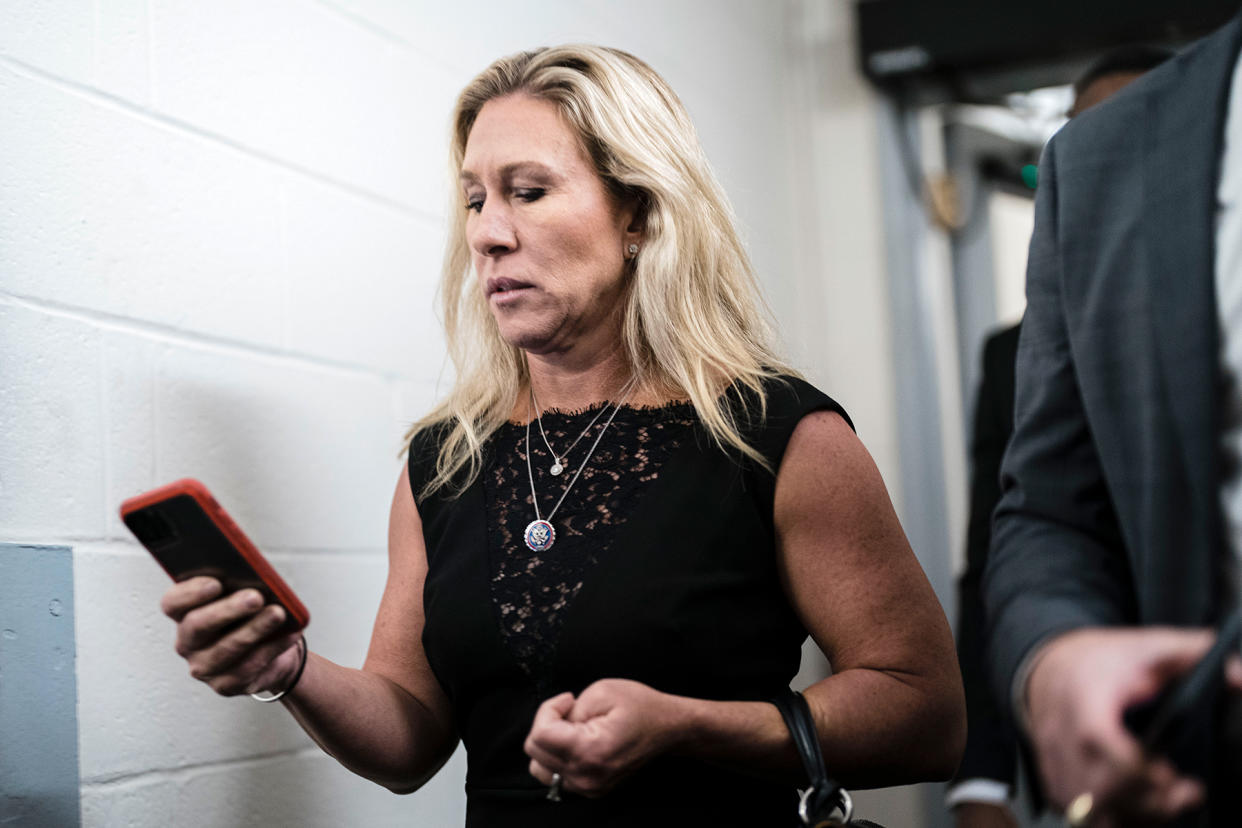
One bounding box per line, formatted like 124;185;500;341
409;376;851;827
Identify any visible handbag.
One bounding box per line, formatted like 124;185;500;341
771;689;888;828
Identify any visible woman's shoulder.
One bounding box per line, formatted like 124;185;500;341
757;374;852;430
407;419;451;463
739;373;854;473
404;419;456;505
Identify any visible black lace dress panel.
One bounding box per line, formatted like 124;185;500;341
485;403;697;696
411;375;852;827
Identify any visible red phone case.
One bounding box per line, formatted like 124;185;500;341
120;478;310;630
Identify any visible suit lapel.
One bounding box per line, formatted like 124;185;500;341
1145;14;1242;521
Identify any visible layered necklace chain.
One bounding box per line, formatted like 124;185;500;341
530;385;611;476
522;377;637;552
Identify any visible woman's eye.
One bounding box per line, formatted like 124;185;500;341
465;197;484;213
514;188;546;203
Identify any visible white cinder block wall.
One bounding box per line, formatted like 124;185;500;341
1;1;904;826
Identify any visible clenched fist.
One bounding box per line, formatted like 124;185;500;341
524;678;689;798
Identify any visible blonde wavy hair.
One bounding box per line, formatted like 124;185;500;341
406;44;791;496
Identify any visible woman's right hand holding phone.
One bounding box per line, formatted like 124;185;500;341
160;576;304;697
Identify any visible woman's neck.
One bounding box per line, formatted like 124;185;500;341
524;351;634;414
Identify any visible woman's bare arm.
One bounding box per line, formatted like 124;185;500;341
772;409;965;784
162;469;457;793
280;468;456;791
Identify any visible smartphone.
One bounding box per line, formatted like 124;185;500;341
1122;607;1241;775
120;478;310;631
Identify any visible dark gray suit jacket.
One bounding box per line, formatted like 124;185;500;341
985;10;1242;820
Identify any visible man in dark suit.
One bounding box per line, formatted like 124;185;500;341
985;10;1242;827
950;48;1172;828
951;324;1022;828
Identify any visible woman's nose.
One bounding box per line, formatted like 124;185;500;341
470;202;517;257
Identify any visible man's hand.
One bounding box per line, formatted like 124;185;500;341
1024;626;1242;825
953;801;1019;828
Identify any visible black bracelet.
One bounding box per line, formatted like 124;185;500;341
250;635;308;703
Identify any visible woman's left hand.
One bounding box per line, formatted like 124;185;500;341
524;678;686;798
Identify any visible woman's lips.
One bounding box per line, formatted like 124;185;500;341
486;277;534;298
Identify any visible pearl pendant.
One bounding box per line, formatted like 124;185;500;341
550;460;564;476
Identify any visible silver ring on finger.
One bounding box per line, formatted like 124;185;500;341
547;771;563;802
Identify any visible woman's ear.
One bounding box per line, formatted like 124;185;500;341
626;210;644;235
621;192;647;245
623;220;644;261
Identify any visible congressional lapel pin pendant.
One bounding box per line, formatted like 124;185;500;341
524;519;556;552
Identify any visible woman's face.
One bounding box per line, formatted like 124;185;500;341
460;94;640;359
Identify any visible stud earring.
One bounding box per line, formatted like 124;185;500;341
627;244;639;257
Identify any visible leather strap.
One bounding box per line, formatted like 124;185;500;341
772;688;845;824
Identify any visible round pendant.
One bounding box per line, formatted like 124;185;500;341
550;461;564;476
524;519;556;552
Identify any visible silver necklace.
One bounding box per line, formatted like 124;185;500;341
529;385;612;476
523;382;635;552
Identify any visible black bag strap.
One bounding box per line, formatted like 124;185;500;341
771;688;852;826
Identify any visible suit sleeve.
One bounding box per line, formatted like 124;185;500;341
952;326;1019;788
983;135;1135;718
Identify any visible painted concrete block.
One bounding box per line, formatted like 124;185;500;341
281;175;446;378
265;550;388;667
391;378;442;448
0;304;106;538
0;2;92;80
93;0;151;103
74;544;391;781
323;0;599;81
101;330;430;547
0;66;286;349
81;747;467;828
582;0;780;90
683;87;792;294
0;0;150;103
149;0;458;208
147;345;400;551
102;332;159;540
74;545;308;781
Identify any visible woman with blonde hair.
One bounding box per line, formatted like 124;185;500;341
159;44;965;825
